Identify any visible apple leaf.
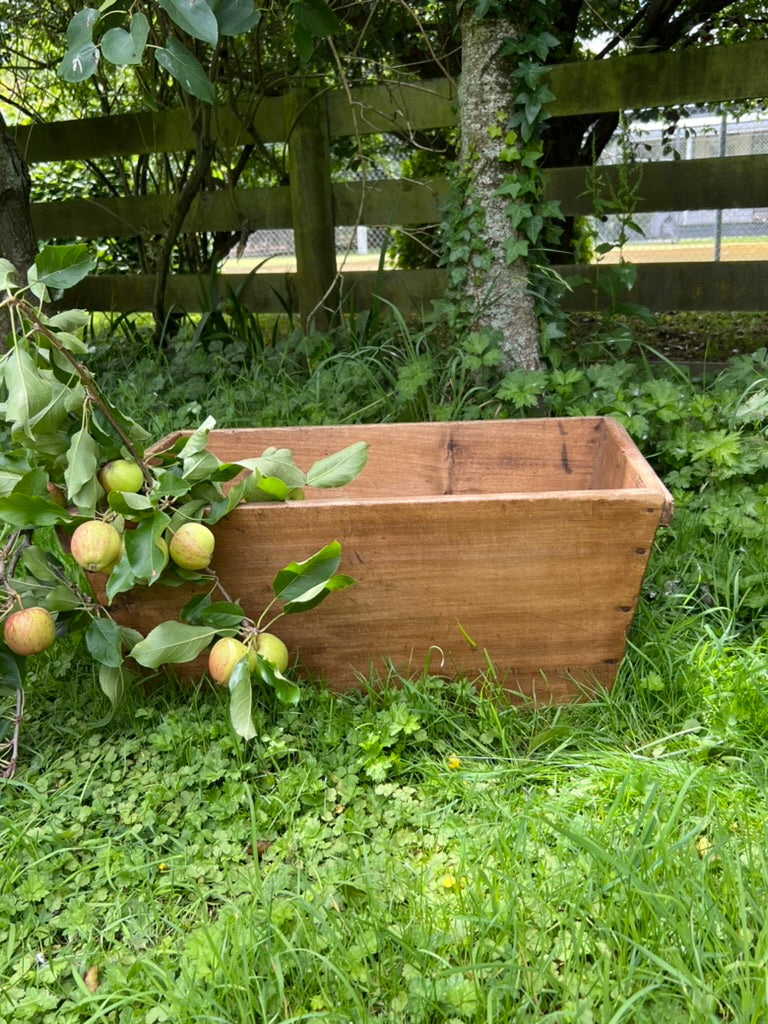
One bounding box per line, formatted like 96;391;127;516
272;541;342;603
105;553;137;603
153;470;193;498
0;650;25;693
124;512;172;584
205;476;249;524
0;495;74;528
107;491;154;515
238;448;306;491
228;658;257;740
85;617;124;668
98;662;128;713
21;546;58;582
45;585;84;612
180;594;245;629
32;244;97;291
65;427;102;513
306;441;368;489
177;416;216;459
0;258;19;292
283;572;355;615
2;348;56;438
244;473;289;503
130;621;218;668
252;654;300;705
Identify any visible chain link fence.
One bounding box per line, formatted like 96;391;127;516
593;109;768;260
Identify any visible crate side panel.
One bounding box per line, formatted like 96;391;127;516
107;492;663;700
195;419;606;499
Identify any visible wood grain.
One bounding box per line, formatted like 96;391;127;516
108;418;672;702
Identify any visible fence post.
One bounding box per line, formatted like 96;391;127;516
284;88;338;330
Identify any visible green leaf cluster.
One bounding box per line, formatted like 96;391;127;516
0;246;367;754
58;0;261;102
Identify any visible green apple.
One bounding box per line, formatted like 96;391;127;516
99;459;144;494
169;523;215;570
208;636;255;686
4;606;56;656
70;520;123;572
253;632;289;673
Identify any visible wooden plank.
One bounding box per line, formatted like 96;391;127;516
326;78;457;136
333;176;446;226
30;187;293;239
12;42;768;164
546;41;768;116
30;177;444;240
284;88;338;329
544;155;768;215
64;261;768;316
32;149;768;241
557;261;768;311
12;98;285;163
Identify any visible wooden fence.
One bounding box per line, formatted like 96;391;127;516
10;39;768;320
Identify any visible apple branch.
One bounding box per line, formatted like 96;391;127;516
14;298;154;487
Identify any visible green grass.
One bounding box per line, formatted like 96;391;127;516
4;309;768;1021
4;589;768;1022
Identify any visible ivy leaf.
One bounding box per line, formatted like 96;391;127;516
157;0;219;45
503;238;529;264
130;621;218;668
0;258;20;292
228;658;257;739
155;37;215;104
306;441;368;488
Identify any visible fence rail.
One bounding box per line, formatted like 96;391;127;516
11;40;768;318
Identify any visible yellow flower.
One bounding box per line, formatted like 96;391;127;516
159;863;168;872
441;874;457;889
447;754;461;770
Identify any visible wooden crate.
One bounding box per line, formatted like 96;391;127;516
110;417;673;701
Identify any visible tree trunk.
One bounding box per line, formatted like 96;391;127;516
0;112;37;342
458;13;541;371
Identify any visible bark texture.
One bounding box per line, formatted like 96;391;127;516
0;113;37;343
458;14;541;370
